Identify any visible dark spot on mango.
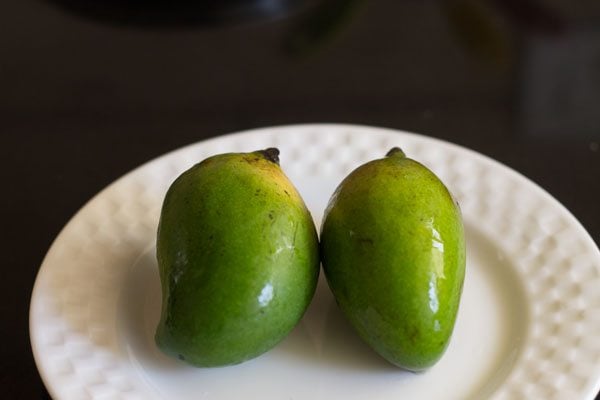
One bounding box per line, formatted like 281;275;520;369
358;237;374;245
408;326;420;344
178;354;185;361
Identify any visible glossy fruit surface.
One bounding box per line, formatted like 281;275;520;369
155;148;319;367
320;148;466;371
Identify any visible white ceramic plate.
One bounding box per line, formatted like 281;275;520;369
30;124;600;400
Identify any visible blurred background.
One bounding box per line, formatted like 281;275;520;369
1;0;599;398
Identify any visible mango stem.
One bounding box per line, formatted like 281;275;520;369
258;148;280;165
386;147;406;158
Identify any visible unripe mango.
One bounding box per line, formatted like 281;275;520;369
155;148;320;367
320;148;466;371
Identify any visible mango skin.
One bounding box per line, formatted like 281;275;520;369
320;148;466;371
155;149;319;367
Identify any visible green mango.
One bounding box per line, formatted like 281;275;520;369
320;147;466;371
155;148;320;367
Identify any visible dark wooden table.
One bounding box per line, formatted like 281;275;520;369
1;0;599;398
